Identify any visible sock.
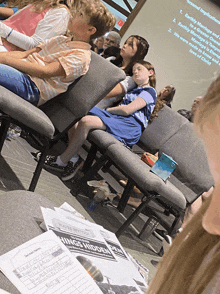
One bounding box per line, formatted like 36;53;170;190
70;156;79;164
56;156;67;167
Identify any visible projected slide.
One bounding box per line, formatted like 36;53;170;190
123;0;220;109
169;0;220;68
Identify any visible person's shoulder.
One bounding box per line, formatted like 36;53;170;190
141;86;157;98
46;6;69;15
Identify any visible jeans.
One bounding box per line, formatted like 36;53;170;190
0;64;40;104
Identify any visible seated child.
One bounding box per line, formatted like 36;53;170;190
0;0;115;106
44;60;157;181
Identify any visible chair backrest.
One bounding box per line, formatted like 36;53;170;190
137;105;189;154
135;106;214;203
159;121;214;203
40;51;126;133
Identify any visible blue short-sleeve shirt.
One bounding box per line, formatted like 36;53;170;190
121;86;157;129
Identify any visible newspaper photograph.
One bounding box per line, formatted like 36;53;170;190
41;206;148;294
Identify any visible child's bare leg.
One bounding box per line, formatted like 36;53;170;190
60;115;106;164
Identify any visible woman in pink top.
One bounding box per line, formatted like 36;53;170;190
0;0;115;105
0;0;73;52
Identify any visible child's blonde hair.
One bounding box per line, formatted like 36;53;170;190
7;0;73;12
70;0;115;40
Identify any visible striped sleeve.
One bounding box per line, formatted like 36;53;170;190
58;50;91;82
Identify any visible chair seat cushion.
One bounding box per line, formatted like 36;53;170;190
106;143;187;211
0;86;55;138
88;129;121;150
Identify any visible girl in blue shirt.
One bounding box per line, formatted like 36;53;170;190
44;60;157;180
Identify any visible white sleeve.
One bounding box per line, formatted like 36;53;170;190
120;76;136;93
6;7;70;50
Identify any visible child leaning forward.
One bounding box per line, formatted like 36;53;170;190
0;0;115;106
44;60;157;181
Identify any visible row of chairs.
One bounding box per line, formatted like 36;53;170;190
0;51;214;241
74;105;214;240
0;51;126;191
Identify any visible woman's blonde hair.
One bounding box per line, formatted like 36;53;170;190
147;195;220;294
147;75;220;294
194;74;220;134
7;0;73;12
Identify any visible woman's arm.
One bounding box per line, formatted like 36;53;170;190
0;52;65;78
104;76;136;99
0;47;41;59
2;7;70;50
105;83;125;98
107;96;147;116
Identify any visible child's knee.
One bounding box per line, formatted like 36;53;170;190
79;116;93;129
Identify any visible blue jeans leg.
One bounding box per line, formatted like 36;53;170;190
0;64;40;104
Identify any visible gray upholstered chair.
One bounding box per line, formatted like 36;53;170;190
0;190;56;294
75;106;214;240
0;51;126;191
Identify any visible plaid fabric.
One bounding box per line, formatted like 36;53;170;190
27;35;91;105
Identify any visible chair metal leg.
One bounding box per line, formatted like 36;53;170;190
73;153;109;195
169;212;184;237
0;118;10;153
115;195;156;238
138;216;159;241
81;143;98;173
117;179;135;213
28;143;49;192
101;160;113;173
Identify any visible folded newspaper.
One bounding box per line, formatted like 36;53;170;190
0;202;149;294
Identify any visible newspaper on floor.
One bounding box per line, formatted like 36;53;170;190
41;204;148;294
57;202;149;284
0;230;102;294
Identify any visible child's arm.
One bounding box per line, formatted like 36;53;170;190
0;6;15;19
107;96;146;116
0;50;65;78
104;76;136;99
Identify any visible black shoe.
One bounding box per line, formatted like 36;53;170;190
44;155;66;172
61;157;84;181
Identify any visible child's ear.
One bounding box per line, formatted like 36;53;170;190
89;26;97;37
148;69;154;76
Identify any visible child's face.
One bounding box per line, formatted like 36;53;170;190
68;10;94;42
95;37;104;49
159;87;171;99
132;63;153;87
120;37;138;60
